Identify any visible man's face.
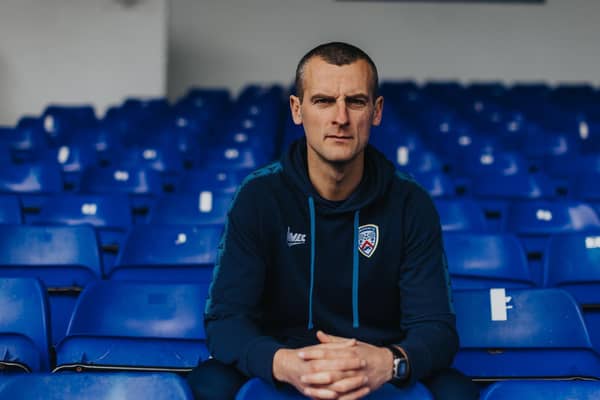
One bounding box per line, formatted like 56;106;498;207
290;57;383;167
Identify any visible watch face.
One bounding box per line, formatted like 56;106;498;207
394;358;408;379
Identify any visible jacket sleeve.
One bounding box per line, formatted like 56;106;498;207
396;185;459;386
204;182;285;383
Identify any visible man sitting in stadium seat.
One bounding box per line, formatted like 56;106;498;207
187;42;480;400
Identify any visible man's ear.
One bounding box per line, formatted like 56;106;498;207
371;96;384;127
290;95;302;125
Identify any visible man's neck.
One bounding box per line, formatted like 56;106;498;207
307;152;364;202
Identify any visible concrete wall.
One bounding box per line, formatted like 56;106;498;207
0;0;167;125
168;0;600;99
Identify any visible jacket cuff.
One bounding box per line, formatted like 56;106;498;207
243;336;286;385
396;337;432;386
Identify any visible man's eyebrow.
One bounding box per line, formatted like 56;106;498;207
309;93;371;101
310;93;335;101
345;94;370;101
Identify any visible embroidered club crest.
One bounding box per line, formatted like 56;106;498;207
358;224;379;258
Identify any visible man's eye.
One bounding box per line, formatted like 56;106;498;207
315;98;332;104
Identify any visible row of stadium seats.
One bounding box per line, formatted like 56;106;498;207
1;373;599;399
3;277;600;394
1;160;599;201
1;190;599;233
1;222;599;347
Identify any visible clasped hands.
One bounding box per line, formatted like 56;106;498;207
273;331;393;400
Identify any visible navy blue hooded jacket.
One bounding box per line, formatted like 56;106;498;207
204;138;458;386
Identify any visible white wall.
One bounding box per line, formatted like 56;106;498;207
168;0;600;99
0;0;167;125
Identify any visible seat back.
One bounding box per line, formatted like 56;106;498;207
472;173;555;200
0;278;50;371
544;232;600;303
177;168;246;194
66;280;208;339
80;166;163;195
55;281;209;371
0;195;22;224
31;193;132;229
453;288;600;379
110;225;221;283
444;233;534;289
544;232;600;351
0;225;101;287
506;200;600;284
482;380;600;400
435;198;487;232
0;163;62;194
0;372;193;400
147;192;233;226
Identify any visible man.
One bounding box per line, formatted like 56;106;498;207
187;42;479;400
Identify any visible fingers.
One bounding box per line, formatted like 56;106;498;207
306;357;366;374
329;375;369;394
300;370;358;385
298;345;358;361
302;375;370;400
317;330;351;344
338;386;370;400
302;386;338;399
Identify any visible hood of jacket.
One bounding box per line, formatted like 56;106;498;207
281;137;396;214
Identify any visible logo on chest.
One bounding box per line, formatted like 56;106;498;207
287;226;307;247
358;224;379;258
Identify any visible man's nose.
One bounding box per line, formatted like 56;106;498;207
334;100;349;125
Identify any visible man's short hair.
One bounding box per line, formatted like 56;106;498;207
294;42;379;102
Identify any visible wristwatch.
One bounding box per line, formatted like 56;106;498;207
386;345;409;382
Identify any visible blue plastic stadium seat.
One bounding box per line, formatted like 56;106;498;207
388;150;444;174
472;173;556;200
80;166;163;195
0;225;101;287
545;232;600;303
0;278;50;372
444;233;534;290
54;281;210;372
108;225;221;283
0;162;63;212
236;377;433;400
0;195;22;224
200;144;269;171
148;192;233;227
434;198;487;232
2;122;47;157
482;380;600;400
116;145;185;174
453;288;600;379
473;173;558;233
28;193;133;273
544;232;600;351
0;143;11;164
572;173;600;202
0;372;193;399
505;200;600;284
0;225;101;344
177;168;246;194
40;144;99;190
80;166;163;222
408;171;456;198
458;151;529;178
42;105;97;146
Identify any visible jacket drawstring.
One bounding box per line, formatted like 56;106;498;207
352;210;360;328
307;197;361;329
307;196;316;330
